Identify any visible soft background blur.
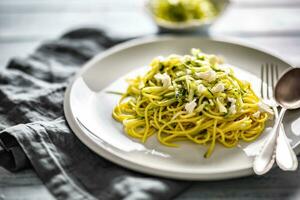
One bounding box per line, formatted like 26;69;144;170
1;0;300;199
0;0;300;67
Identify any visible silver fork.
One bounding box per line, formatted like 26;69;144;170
253;64;297;175
261;63;279;114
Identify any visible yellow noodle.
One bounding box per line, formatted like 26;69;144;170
112;49;272;158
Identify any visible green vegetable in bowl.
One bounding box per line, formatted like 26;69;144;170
151;0;218;23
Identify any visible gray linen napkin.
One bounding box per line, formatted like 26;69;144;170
0;28;190;200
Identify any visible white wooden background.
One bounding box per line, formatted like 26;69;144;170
0;0;300;199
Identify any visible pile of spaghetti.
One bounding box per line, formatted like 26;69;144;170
113;49;273;158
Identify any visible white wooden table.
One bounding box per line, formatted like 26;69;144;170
0;0;300;199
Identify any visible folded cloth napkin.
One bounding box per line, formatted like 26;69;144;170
0;28;190;200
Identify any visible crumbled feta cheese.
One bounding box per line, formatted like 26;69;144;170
219;64;232;75
229;104;237;115
252;111;261;118
181;55;192;63
258;101;274;115
154;73;172;88
169;0;179;5
228;97;236;103
216;98;227;113
196;52;206;57
186;69;192;75
191;48;201;56
197;84;206;94
195;80;202;84
156;56;165;62
138;81;145;89
227;97;237;114
211;83;225;93
190;56;197;62
185;99;197;114
195;69;217;82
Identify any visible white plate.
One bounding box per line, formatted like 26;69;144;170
64;36;300;180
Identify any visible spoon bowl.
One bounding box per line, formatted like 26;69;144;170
275;68;300;109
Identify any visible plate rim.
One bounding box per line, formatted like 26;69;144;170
64;35;297;180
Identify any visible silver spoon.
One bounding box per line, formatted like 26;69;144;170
274;68;300;171
254;68;300;175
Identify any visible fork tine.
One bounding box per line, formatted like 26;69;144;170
267;63;275;99
261;64;265;99
275;64;279;81
261;64;268;100
271;64;279;91
270;63;275;95
266;63;270;99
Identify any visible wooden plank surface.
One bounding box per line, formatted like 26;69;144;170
1;0;300;199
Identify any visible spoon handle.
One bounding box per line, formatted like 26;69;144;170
276;122;298;171
253;107;286;175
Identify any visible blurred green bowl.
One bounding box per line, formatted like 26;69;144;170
145;0;230;32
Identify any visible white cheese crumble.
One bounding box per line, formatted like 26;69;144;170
195;80;202;84
211;83;225;93
169;0;180;5
197;84;206;94
258;101;274;115
185;99;197;114
227;97;236;103
229;104;237;115
154;73;172;88
138;81;145;89
156;56;165;62
227;97;237;114
219;64;232;75
252;111;261;118
195;70;217;82
181;55;192;63
191;48;200;56
216;98;227;113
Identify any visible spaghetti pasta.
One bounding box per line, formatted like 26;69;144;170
113;48;273;158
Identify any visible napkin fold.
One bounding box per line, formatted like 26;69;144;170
0;28;189;200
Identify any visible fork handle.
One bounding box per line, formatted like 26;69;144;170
253;126;278;175
253;107;285;175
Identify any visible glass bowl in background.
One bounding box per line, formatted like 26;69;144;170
145;0;230;32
